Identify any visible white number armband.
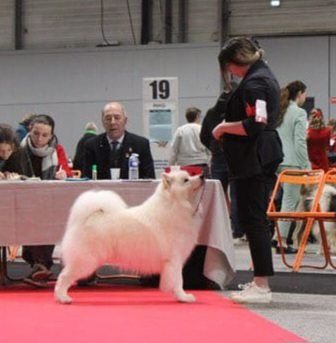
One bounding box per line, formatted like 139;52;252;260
255;99;268;124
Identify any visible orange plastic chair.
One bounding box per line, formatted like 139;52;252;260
304;168;336;269
267;169;325;271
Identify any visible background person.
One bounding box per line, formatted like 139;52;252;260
82;102;155;180
15;113;38;142
0;125;21;179
169;107;210;175
19;114;72;286
276;81;311;253
200;90;245;242
212;37;283;304
73;121;99;172
327;118;336;166
307;108;331;172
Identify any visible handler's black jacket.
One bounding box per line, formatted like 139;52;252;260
200;90;232;164
221;60;283;179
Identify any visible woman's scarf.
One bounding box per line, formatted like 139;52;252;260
21;135;58;179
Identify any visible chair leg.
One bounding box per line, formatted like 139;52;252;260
318;220;336;269
274;220;294;269
275;219;330;271
292;218;328;271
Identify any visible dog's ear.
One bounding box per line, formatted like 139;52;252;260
161;172;172;189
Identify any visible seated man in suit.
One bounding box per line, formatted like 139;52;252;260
82;101;155;179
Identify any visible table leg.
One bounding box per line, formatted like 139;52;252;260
0;247;8;285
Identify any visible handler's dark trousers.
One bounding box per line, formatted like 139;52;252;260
235;174;274;276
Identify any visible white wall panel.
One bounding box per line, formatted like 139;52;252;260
258;36;330;118
0;43;220;156
1;35;335;158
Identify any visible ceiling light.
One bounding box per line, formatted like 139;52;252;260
270;0;280;7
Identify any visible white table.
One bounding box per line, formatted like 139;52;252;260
0;179;235;287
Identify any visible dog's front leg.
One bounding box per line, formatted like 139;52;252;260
160;260;196;303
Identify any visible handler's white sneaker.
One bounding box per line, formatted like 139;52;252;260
230;282;272;304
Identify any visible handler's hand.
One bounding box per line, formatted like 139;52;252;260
212;123;225;140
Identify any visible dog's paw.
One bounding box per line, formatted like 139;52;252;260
176;293;196;303
55;294;73;304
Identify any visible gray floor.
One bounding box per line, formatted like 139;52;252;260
220;243;336;343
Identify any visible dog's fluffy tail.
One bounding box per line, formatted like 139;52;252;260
66;190;127;229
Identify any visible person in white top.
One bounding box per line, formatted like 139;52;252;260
169;107;210;173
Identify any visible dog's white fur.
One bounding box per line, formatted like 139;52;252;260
54;170;204;304
294;184;336;254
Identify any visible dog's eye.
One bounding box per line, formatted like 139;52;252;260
184;178;189;183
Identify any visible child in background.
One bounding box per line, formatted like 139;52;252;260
0;125;21;179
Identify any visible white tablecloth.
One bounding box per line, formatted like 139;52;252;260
0;179;235;287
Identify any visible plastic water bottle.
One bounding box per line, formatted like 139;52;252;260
92;164;98;180
128;153;139;180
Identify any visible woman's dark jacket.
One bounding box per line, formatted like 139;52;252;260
220;60;283;179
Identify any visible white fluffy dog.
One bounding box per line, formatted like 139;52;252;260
55;170;204;304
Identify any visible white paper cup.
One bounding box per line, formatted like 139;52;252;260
110;168;120;180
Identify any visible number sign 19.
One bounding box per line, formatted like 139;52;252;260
149;79;170;100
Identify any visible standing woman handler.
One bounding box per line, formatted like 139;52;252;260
212;37;283;303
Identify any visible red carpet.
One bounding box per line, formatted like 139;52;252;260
1;285;305;343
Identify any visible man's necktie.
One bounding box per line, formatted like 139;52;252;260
111;141;119;152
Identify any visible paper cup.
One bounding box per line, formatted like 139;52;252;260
110;168;120;180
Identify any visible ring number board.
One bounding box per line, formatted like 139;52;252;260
143;77;179;176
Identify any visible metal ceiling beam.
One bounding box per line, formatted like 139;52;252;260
219;0;230;46
178;0;188;43
15;0;24;50
165;0;172;43
141;0;153;44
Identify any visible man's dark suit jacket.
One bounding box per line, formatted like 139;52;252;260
82;131;155;179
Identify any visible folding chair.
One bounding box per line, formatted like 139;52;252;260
267;169;325;272
305;168;336;270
